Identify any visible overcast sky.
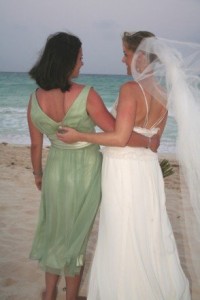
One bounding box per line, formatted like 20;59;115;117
0;0;199;74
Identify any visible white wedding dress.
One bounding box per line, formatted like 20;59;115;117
87;87;190;300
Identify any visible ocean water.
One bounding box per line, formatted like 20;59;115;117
0;72;177;153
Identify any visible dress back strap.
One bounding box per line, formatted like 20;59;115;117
136;81;167;129
136;82;149;127
149;111;167;129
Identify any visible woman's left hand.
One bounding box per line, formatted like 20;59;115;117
34;176;42;190
57;127;80;143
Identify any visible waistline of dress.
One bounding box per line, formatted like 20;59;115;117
101;146;158;160
51;141;92;150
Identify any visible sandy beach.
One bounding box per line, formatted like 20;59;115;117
0;143;200;300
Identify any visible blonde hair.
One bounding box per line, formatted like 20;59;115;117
122;31;155;52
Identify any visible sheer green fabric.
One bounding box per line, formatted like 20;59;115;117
29;86;102;276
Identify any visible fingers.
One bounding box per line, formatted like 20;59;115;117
35;178;42;190
149;136;158;153
57;127;69;134
56;127;79;144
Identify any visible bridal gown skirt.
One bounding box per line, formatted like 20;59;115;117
87;147;190;300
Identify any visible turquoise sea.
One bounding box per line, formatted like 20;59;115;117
0;72;177;153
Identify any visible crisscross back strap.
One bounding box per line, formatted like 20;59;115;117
136;81;167;129
149;111;167;129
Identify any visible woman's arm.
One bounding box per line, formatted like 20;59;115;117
58;83;138;147
86;87;115;132
85;88;160;150
27;98;43;190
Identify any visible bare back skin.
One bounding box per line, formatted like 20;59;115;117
35;83;86;123
122;81;168;137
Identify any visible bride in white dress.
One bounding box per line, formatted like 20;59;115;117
58;31;200;299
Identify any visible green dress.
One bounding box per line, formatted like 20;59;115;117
29;86;102;276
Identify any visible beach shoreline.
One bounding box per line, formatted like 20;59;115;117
0;143;199;299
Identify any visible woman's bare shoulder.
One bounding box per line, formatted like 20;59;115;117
120;80;140;90
119;81;141;96
71;82;86;91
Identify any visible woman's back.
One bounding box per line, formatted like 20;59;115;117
131;81;167;135
30;84;97;149
35;83;85;123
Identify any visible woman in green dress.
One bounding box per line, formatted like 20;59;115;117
27;32;159;300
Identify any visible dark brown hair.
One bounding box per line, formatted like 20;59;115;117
29;32;82;92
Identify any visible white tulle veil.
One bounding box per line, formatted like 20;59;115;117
131;35;200;283
131;36;200;222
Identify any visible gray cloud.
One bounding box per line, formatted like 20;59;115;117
0;0;199;74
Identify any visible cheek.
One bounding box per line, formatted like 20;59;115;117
78;61;83;69
71;66;79;78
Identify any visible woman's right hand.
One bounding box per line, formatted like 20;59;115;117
57;127;81;144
